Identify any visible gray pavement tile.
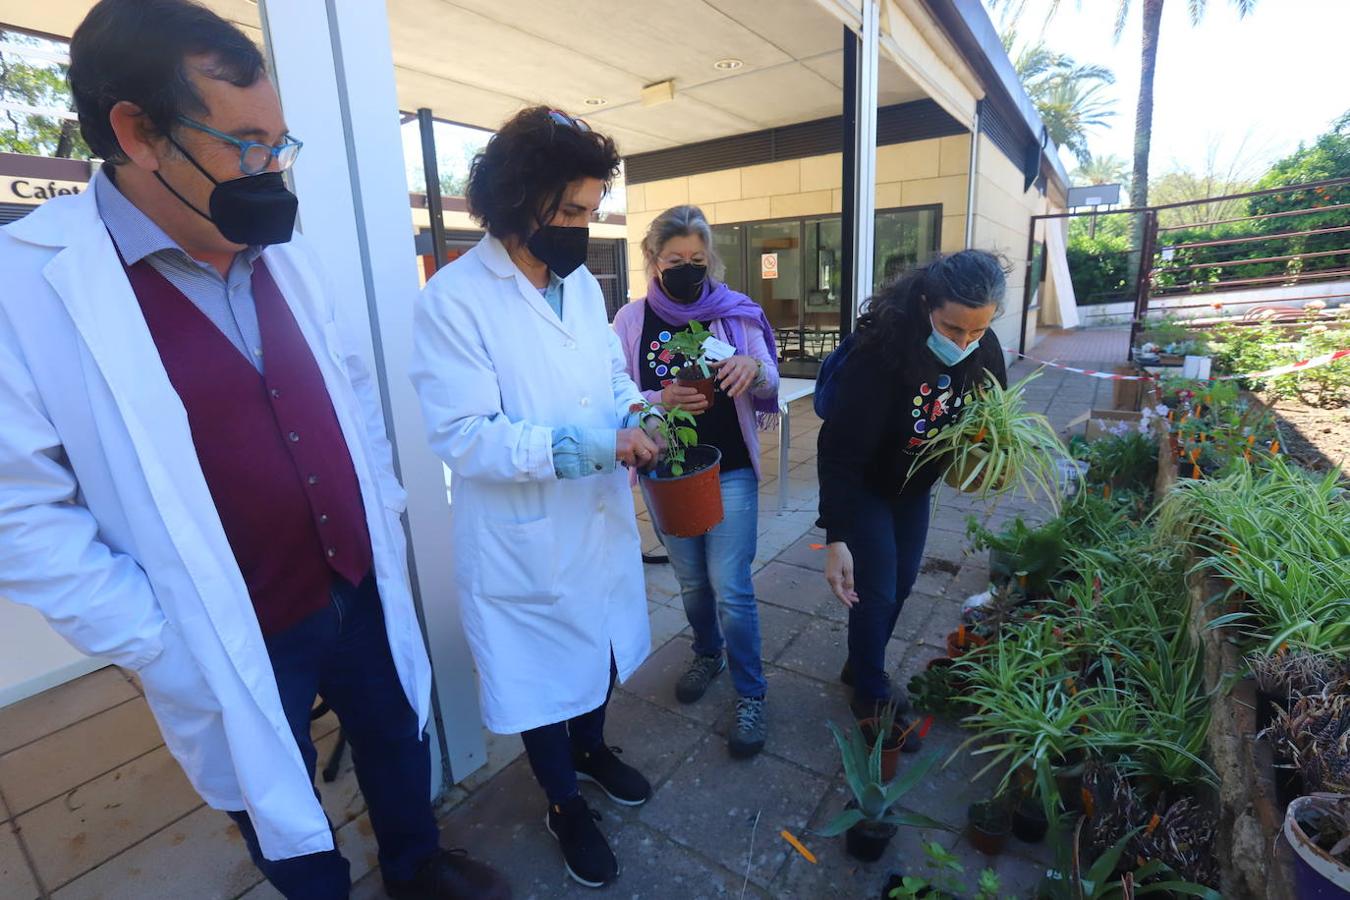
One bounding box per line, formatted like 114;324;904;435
773;616;848;679
638;739;829;890
600;691;708;792
774;535;829;572
757;603;814;663
752;561;832;617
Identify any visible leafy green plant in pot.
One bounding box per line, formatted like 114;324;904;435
819;719;949;863
912;370;1074;510
637;404;724;538
855;697;924;782
661;320;717;407
1038;819;1222;899
885;841;1003;899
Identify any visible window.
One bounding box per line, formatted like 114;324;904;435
712;205;941;373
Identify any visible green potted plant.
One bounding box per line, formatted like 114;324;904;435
884;841;1004;899
819;719;949;863
1038;819;1222;899
912;370;1074;509
661;320;717;407
854;697;924;782
637;403;724;538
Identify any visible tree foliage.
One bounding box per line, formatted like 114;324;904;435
0;30;89;159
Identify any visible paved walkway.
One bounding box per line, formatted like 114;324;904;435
0;329;1127;900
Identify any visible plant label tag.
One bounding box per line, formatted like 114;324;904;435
701;335;737;363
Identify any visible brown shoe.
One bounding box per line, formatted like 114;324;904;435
384;848;512;900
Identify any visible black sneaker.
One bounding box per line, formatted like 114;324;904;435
384;848;512;900
545;794;618;888
843;662;911;716
676;653;726;704
729;696;767;759
573;744;651;806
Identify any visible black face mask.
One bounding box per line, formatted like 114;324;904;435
527;225;589;279
660;263;708;304
157;138;298;246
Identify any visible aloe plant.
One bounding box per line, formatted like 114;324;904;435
817;719;949;837
912;369;1075;509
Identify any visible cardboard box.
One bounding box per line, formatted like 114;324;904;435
1111;366;1147;411
1068;408;1145;441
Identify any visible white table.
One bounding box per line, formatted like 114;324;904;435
775;377;817;512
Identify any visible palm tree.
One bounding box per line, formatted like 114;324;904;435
1013;45;1116;165
1114;0;1258;210
1072;153;1130;191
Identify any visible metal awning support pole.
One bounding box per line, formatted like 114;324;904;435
417;108;448;272
839;1;880;338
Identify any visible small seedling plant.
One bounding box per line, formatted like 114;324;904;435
887;841;1006;900
640;402;702;478
661;321;714;379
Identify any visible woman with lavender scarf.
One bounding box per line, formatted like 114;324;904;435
612;205;780;758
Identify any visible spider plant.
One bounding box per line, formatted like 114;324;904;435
911;369;1075;509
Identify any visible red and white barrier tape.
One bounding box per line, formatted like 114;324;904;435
1013;348;1350;383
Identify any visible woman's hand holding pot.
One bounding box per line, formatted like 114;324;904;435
825;542;859;608
711;355;759;399
661;381;710;414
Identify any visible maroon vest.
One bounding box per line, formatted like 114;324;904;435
126;257;373;635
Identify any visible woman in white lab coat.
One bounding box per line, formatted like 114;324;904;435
411;108;656;891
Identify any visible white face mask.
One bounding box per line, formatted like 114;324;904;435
927;316;981;366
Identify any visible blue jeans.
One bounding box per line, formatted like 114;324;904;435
845;490;931;702
658;469;767;698
227;575;440;900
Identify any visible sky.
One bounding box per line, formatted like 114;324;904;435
996;0;1350;179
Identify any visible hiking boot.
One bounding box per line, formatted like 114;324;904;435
573;744;651;806
675;653;726;704
545;794;617;889
729;696;767;759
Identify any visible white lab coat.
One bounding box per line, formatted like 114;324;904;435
410;235;650;734
0;185;432;861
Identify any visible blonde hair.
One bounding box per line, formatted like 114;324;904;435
640;204;725;281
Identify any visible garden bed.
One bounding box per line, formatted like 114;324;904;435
1263;395;1350;474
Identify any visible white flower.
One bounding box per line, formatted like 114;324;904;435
1306;300;1327;311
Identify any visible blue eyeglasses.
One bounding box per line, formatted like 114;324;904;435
176;116;303;175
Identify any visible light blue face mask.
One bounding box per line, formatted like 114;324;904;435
927;316;981;367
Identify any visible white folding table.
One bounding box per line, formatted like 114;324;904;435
775;377;817;512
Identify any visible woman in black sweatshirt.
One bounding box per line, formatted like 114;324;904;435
816;251;1008;739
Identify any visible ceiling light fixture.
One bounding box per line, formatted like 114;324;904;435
583;97;608;107
713;58;743;71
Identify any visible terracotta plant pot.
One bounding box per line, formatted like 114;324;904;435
1285;795;1350;898
967;802;1011;856
676;371;716;407
944;445;992;492
845;819;897;863
946;630;988;659
858;717;908;782
641;445;723;538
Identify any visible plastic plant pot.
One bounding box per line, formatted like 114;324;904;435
845;819;898;863
1285;795;1350;899
640;445;723;538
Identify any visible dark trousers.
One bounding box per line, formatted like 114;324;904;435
846;490;931;701
519;655;617;806
228;575;440;900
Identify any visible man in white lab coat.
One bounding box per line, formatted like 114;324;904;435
411;108;656;890
0;2;506;898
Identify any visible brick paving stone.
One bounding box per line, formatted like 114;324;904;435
756;603;815;663
773;617;849;678
0;820;40;900
773;535;829;572
620;637;737;728
753;561;833;617
598;691;708;792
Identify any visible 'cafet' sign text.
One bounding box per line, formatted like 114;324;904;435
3;177;86;204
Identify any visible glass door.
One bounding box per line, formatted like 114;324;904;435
747;221;803;362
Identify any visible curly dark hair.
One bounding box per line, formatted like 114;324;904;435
466;107;621;242
69;0;266;165
853;249;1008;379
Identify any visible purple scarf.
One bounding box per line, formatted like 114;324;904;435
645;276;780;421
